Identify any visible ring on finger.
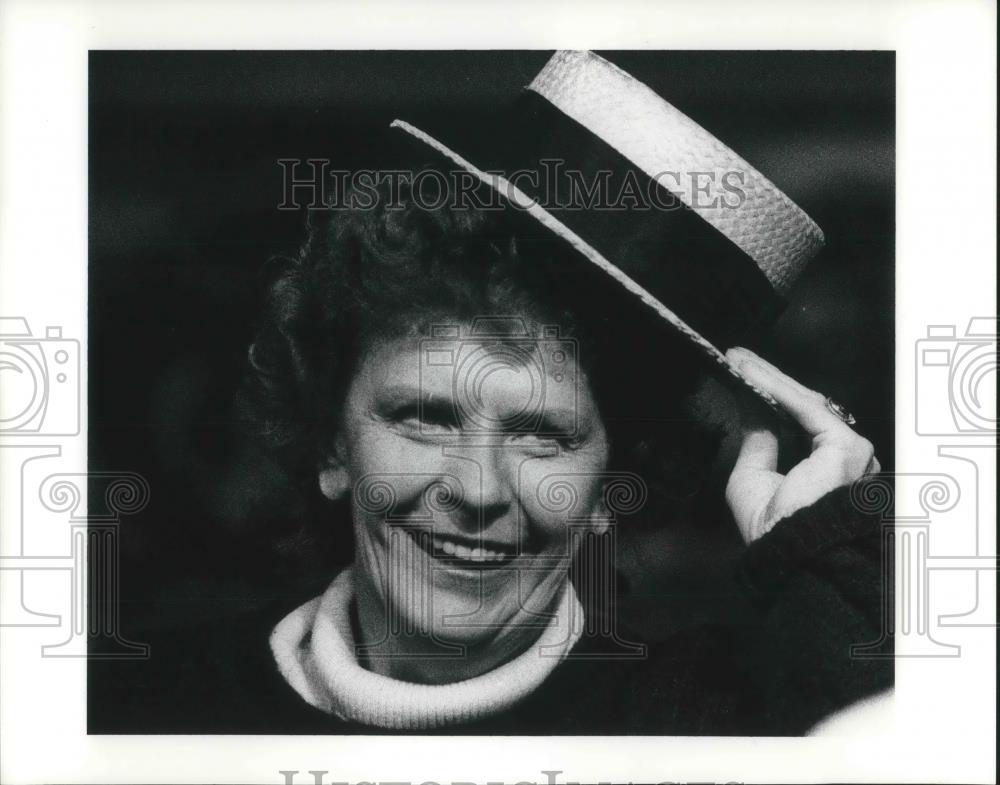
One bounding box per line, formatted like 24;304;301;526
824;396;857;426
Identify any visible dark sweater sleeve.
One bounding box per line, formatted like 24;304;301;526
729;478;893;734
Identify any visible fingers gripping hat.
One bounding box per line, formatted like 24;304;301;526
391;50;824;410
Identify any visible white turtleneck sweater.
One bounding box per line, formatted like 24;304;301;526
269;566;585;730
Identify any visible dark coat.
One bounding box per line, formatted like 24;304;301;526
89;484;892;735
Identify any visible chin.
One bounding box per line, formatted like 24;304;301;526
383;568;514;643
431;583;526;644
368;522;568;646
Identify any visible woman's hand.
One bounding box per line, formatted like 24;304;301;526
723;347;880;544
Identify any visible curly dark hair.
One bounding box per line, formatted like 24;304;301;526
241;177;722;553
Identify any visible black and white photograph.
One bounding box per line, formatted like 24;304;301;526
86;49;895;736
0;2;995;784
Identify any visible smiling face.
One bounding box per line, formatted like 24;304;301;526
318;319;611;678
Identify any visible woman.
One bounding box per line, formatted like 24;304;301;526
98;51;892;735
238;165;889;732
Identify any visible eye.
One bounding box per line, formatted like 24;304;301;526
393;401;460;433
507;411;583;451
509;432;583;451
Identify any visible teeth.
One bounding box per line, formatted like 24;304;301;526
426;534;513;562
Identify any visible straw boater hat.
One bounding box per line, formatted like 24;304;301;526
391;50;826;412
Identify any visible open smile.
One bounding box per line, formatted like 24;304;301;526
403;529;520;568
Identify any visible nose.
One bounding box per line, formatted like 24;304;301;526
444;447;515;531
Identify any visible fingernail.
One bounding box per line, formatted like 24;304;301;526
727;347;750;369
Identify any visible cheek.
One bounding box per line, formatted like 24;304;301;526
516;458;609;546
345;427;448;525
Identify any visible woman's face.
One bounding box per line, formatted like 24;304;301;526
319;319;610;658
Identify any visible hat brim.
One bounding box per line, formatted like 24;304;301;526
390;118;785;415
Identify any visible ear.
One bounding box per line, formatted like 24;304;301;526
585;493;612;535
317;436;350;501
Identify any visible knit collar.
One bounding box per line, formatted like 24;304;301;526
270;566;584;730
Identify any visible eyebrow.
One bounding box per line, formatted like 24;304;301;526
377;384;426;405
376;385;582;435
528;409;579;435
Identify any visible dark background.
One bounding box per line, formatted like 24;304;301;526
89;51;894;640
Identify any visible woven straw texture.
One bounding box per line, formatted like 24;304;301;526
529;50;824;293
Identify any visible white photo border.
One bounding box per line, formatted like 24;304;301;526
0;1;995;783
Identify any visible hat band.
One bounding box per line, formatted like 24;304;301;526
528;50;824;294
433;89;787;349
